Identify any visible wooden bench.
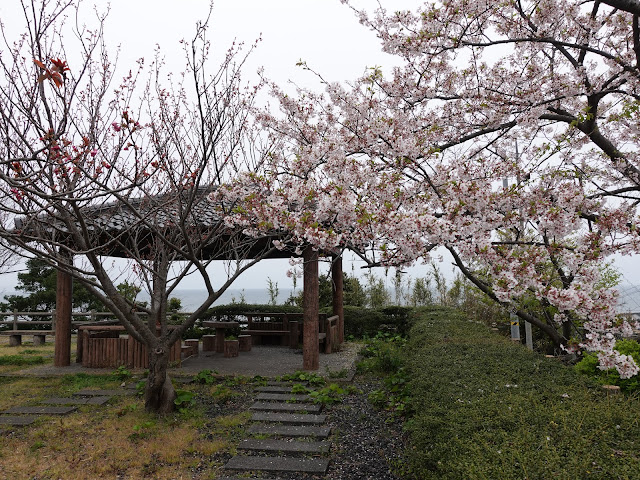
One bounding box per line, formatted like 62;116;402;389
243;313;291;346
0;330;54;346
242;313;339;353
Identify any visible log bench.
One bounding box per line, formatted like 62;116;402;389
0;330;54;347
243;313;291;346
241;313;339;353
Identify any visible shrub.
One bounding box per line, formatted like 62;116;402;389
575;339;640;392
401;307;640;479
341;305;414;338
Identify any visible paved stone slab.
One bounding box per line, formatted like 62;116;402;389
256;393;312;402
73;389;135;397
2;406;76;415
0;415;37;426
239;438;330;454
41;396;111;406
218;478;280;480
251;412;327;425
255;386;296;393
248;424;331;438
250;401;321;413
218;477;279;480
225;455;329;474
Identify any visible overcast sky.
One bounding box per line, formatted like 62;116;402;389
0;0;436;293
1;0;639;298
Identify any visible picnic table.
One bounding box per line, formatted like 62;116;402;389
201;321;239;353
235;312;339;352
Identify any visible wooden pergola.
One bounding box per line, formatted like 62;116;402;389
45;189;345;371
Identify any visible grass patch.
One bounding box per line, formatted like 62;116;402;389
0;373;257;479
0;336;56;374
0;355;45;366
402;307;640;480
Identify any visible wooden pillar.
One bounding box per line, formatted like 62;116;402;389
303;246;319;370
331;255;344;344
54;263;72;367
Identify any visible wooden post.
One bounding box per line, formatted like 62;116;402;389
12;310;17;330
289;321;299;349
303;246;319;370
54;262;72;367
331;255;344;344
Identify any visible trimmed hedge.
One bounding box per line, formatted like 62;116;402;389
338;305;415;338
402;307;640;479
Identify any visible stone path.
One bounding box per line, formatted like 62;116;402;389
0;387;131;427
221;380;332;479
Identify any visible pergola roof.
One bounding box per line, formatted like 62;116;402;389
14;186;295;260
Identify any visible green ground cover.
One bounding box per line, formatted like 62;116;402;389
401;307;640;480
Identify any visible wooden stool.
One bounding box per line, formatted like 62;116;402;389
202;335;216;352
224;339;239;358
184;339;199;357
238;335;252;352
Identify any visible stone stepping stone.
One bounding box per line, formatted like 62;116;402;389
73;389;135;397
225;455;329;474
248;424;331;438
218;477;280;480
239;438;330;454
0;416;37;426
250;401;321;413
41;396;111;406
267;381;302;386
2;406;76;415
251;412;327;425
255;385;296;393
170;377;193;385
255;393;312;402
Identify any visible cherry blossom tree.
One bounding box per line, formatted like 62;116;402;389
222;0;640;378
0;0;287;412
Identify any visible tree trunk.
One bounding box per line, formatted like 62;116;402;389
562;320;572;343
145;343;176;414
303;246;319;370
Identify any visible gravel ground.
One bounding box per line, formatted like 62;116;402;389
324;378;408;480
202;375;408;480
186;343;408;480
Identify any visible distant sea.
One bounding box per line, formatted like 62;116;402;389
0;287;297;312
129;285;640;314
145;288;297;311
2;284;640;314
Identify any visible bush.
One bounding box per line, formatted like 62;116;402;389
341;305;414;338
401;307;640;479
575;339;640;392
